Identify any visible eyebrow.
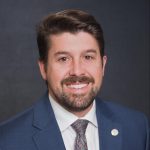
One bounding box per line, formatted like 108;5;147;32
54;49;97;56
85;49;97;54
54;51;70;57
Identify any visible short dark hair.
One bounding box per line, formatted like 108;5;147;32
36;9;105;63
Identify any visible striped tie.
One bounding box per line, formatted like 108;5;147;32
71;119;89;150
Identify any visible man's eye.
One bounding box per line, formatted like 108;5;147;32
84;55;94;60
58;57;68;62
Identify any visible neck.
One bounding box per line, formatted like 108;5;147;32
69;103;93;118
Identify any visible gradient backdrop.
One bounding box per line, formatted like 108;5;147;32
0;0;149;122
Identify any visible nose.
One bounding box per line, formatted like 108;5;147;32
69;59;85;76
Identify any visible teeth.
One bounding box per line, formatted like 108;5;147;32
68;84;87;89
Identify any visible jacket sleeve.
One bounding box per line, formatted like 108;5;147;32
145;115;149;150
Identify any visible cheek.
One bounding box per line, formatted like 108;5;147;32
48;66;68;85
87;63;103;75
88;65;103;83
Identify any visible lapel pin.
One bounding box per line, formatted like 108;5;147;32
111;129;119;136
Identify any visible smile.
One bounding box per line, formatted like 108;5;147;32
67;83;88;89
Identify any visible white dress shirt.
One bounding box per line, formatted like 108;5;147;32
49;95;100;150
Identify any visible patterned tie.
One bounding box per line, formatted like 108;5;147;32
71;119;89;150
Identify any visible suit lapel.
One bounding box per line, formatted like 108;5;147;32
96;99;122;150
33;124;65;150
32;93;66;150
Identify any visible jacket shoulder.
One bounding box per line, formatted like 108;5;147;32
0;104;34;128
97;98;148;119
96;98;149;130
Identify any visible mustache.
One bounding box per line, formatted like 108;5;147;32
61;76;95;85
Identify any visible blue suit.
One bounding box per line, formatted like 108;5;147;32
0;93;149;150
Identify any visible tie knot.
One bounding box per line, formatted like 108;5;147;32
71;119;89;135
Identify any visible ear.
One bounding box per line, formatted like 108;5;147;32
102;55;107;76
38;60;47;80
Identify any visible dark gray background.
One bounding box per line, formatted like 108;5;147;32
0;0;149;122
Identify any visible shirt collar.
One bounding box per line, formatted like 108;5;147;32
49;95;98;132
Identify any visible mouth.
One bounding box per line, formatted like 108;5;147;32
66;82;89;89
61;76;94;93
63;81;91;94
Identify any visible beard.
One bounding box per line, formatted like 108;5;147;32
48;75;100;112
55;87;98;112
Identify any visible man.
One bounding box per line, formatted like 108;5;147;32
0;9;149;150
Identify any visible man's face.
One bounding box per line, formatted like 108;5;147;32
39;31;107;116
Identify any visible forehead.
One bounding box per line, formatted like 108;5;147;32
48;31;100;53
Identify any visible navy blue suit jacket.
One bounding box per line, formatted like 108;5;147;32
0;93;149;150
